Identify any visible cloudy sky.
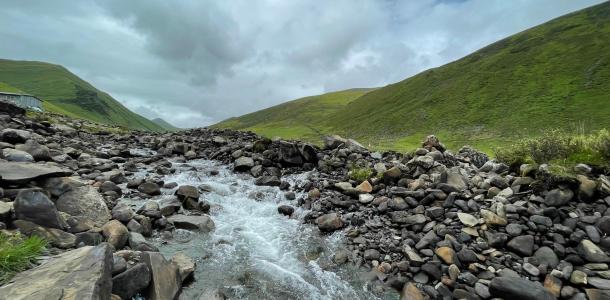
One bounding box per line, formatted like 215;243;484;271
0;0;603;127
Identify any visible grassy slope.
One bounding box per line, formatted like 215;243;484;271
0;59;163;131
0;82;24;93
330;2;610;152
215;88;375;144
152;118;180;131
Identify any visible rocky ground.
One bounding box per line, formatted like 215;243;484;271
1;100;610;300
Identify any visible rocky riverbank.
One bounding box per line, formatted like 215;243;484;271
1;100;610;300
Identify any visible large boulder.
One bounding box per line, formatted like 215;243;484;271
15;140;51;161
14;189;63;229
278;141;303;166
138;182;161;196
56;186;111;227
112;263;151;300
0;161;72;185
175;185;199;200
167;214;215;232
323;135;366;152
0;243;112;300
141;251;182;300
102;220;129;249
234;156;254;172
316;213;344;232
14;220;76;249
0;128;31;144
2;148;34;162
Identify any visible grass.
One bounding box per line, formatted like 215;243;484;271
0;82;24;93
349;166;373;182
0;59;164;132
493;129;610;173
214;2;610;154
0;232;46;284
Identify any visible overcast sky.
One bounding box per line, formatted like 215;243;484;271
0;0;603;128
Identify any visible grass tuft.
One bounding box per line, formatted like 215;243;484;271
349;166;373;182
0;232;46;284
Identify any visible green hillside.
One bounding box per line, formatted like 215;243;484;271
152;118;180;131
0;82;23;93
332;1;610;152
0;59;163;131
216;2;610;153
214;88;375;144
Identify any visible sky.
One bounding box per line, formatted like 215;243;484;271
0;0;604;128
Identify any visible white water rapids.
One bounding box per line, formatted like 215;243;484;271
129;159;394;300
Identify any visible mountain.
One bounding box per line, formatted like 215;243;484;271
214;88;375;144
152;118;180;131
0;82;23;93
216;2;610;152
0;59;163;131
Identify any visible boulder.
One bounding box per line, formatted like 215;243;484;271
0;128;31;144
170;252;196;282
56;186;111;227
234;156;254;172
0;244;112;300
167;214;215;232
489;277;556;300
2;148;34;162
316;213;343;232
102;220;129;249
255;175;281;186
14;220;76;249
138;182;161;196
299;144;318;163
176;185;199;200
14;189;63;229
111;203;134;222
544;188;573;207
279;141;303;166
0;161;71;185
129;232;159;252
15;140;51;161
112;263;151;300
277;205;295;216
141;251;181;300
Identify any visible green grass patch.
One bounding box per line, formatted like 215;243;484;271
0;232;46;284
349;166;373;182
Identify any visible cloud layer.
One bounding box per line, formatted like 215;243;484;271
0;0;603;127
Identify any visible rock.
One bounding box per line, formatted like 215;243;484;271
422;135;445;152
435;247;458;265
176;185;199;200
14;219;76;248
383;166;401;181
441;168;467;191
170;252;196;282
389;211;426;224
457;212;479;227
2;148;34;162
141;251;181;300
15;140;51;161
278;141;303;166
579;239;610;263
234;156;254;172
75;232;104;247
277;205;295;216
102;220;129;249
167;214;215;232
588;277;610;289
358;193;374;204
535;246;560;268
543;274;562;297
586;289;610;300
138;182;161;196
364;249;380;260
400;282;425;300
138;201;161;218
112;262;151;300
255;175;281;186
507;235;534;257
489;277;556;300
577;175;597;201
316;213;343;232
56;186;111;227
0;161;71;184
0;244;112;300
480;209;507;226
129;232;159;251
14;189;63;229
545;188;573;206
1;128;31;144
0;201;12;222
299;144;318;163
570;270;588;285
100;181;122;196
356;180;373;193
111;203;134;222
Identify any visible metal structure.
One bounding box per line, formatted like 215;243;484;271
0;92;43;110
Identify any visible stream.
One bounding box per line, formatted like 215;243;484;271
124;159;396;300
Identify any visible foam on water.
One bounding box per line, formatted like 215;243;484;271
152;159;387;300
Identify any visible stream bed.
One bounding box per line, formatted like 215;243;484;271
133;159;396;300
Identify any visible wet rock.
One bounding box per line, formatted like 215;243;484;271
316;213;343;232
176;185;199;200
255;175;281;186
112;262;151;300
141;251;182;300
234;156;254;172
0;243;112;300
167;214;215;232
159;197;182;216
102;220;129;249
56;186;111;227
138;182;161;196
489;277;556;300
171;252;196;282
14;189;63;229
277;205;295;216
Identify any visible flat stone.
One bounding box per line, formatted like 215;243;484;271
457;212;479;227
141;251;181;300
586;289;610;300
588;277;610;289
0;161;71;184
579;239;610;263
543;275;562;298
489;277;556;300
14;219;76;249
0;244;112;300
167;214;215;232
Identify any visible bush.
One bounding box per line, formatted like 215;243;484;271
0;233;46;284
349;166;373;182
493;129;610;171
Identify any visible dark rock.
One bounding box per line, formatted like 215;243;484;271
167;214;215;232
279;141;303;166
0;161;71;184
112;263;151;300
56;186;111;227
138;182;161;196
507;235;534;257
544;188;573;207
316;213;343;232
14;189;63;229
277;205;295;216
489;277;556;300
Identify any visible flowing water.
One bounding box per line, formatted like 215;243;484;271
131;159;396;300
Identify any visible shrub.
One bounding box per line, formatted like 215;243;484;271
349;166;373;182
0;233;46;284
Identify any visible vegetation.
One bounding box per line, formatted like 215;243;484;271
214;88;375;145
0;82;24;93
494;129;610;172
0;59;164;132
152;118;181;131
349;166;373;182
0;233;46;284
216;2;610;153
